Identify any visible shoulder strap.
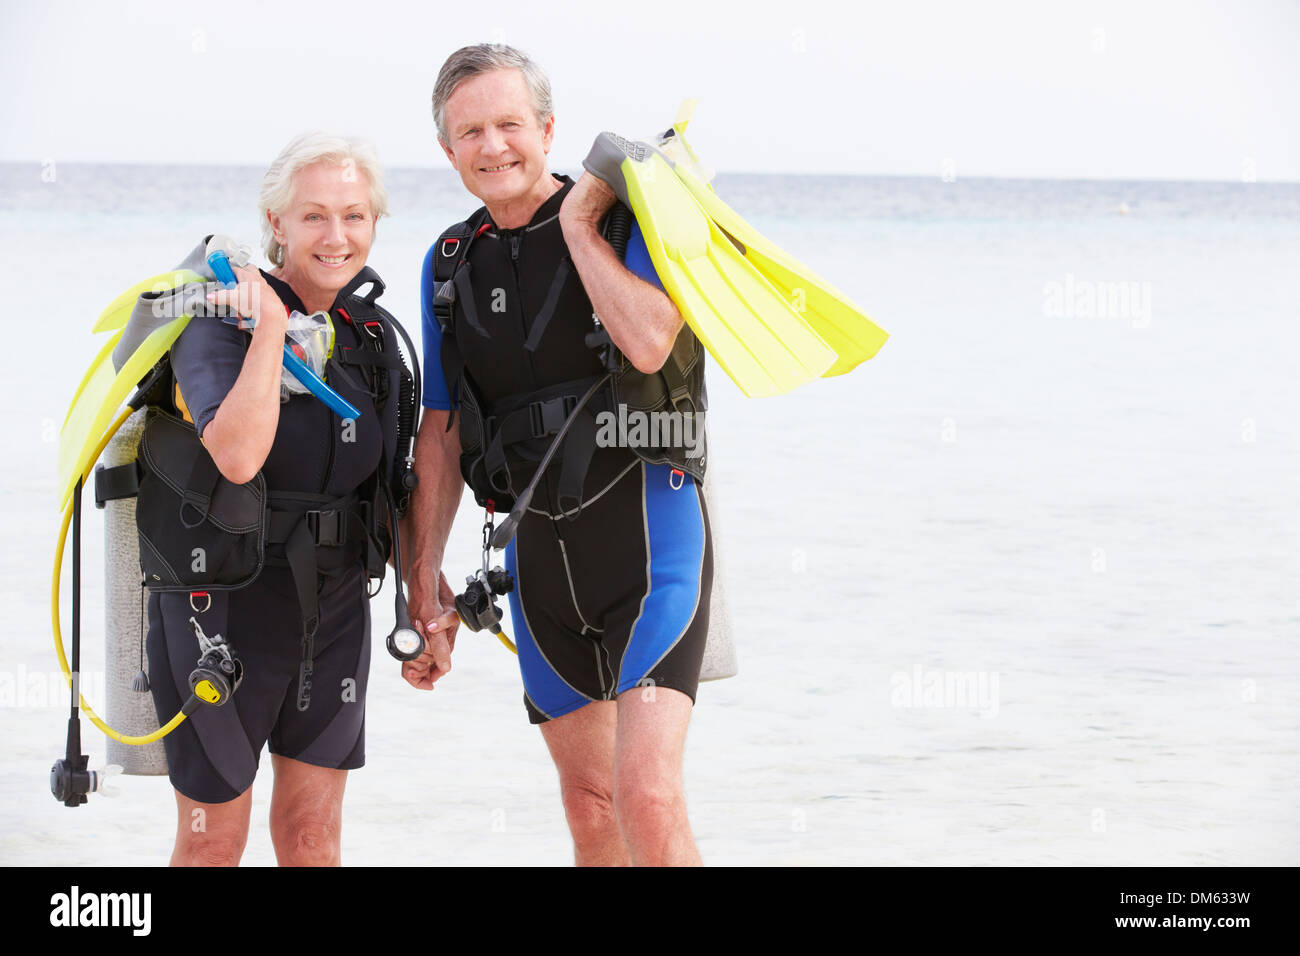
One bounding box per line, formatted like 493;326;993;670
431;215;480;282
431;208;491;336
338;264;386;305
333;286;423;520
431;208;491;434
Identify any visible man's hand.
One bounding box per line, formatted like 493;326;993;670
559;172;617;237
402;571;461;690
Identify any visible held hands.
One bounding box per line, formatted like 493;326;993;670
402;570;461;690
204;265;288;331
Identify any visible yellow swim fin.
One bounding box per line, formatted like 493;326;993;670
92;269;204;333
583;132;837;398
655;104;888;376
58;272;202;511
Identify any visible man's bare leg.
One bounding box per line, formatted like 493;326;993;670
614;685;699;866
539;700;628;866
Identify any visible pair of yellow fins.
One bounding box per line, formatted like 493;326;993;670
57;265;207;512
583;101;888;398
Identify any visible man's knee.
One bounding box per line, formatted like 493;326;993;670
560;778;618;840
614;776;683;828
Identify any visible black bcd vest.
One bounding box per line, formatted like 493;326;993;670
430;182;707;514
94;264;421;711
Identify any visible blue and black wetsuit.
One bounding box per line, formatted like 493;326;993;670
422;177;712;723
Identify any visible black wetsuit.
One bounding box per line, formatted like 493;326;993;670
148;271;391;804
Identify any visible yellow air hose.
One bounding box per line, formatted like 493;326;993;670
51;406;191;745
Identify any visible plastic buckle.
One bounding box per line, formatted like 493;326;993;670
306;510;343;546
433;280;456;307
528;401;547;438
431;286;456;331
529;397;569;438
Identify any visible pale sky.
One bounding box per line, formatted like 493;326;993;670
1;0;1297;181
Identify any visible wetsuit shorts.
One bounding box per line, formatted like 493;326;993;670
147;564;371;804
505;456;712;724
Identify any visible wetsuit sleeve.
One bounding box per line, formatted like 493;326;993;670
168;315;249;438
420;242;457;410
623;220;664;291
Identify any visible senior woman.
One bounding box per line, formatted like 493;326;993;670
145;131;449;866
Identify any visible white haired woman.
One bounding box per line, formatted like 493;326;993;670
144;131;454;865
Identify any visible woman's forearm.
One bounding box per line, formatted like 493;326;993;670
200;267;290;484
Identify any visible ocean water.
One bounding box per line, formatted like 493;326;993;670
1;163;1297;865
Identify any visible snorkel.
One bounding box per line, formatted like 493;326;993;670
205;236;361;421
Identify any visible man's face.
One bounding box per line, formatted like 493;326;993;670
440;68;554;207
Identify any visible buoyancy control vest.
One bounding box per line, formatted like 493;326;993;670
430;177;707;514
94;262;420;710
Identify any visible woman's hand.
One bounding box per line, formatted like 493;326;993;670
402;570;460;690
205;265;289;332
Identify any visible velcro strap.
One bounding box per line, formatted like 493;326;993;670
338;346;404;370
94;461;141;508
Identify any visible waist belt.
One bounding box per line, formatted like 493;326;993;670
266;490;366;712
480;376;605;515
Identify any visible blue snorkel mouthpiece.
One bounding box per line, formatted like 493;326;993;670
203;236;361;421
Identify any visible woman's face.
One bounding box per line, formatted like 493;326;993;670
268;161;375;308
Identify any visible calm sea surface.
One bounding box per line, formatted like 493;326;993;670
1;163;1296;864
